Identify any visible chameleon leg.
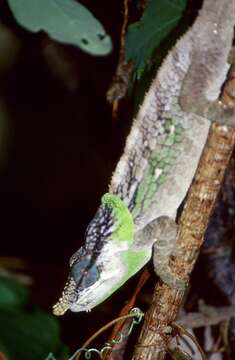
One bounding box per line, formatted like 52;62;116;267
152;216;186;290
201;100;235;128
180;47;235;128
180;95;235;128
137;216;186;290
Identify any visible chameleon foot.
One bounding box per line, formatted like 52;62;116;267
151;216;187;291
156;266;187;291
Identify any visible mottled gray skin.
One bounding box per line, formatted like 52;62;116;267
180;0;235;123
110;0;235;286
110;0;235;228
54;0;235;314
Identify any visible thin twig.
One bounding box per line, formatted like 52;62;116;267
171;322;207;360
104;269;150;360
106;0;133;118
178;303;235;329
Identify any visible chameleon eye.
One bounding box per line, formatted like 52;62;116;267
71;258;99;288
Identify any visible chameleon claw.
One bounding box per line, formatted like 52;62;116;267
157;269;187;291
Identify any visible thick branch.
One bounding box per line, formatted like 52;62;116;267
132;123;235;359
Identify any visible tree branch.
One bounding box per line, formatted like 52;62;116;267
132;86;235;359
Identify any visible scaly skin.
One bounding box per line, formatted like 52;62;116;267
53;194;151;314
53;0;235;315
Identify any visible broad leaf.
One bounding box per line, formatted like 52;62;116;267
126;0;187;79
7;0;112;55
0;277;69;359
0;277;29;308
0;309;62;360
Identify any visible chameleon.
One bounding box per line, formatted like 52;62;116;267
53;0;235;315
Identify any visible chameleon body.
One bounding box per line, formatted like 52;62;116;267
53;0;235;315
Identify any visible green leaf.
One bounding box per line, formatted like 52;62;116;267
0;277;29;308
7;0;112;55
0;308;62;360
0;278;69;359
0;340;14;360
126;0;187;79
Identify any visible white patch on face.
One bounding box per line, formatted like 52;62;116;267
70;240;129;312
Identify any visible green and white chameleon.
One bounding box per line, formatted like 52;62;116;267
53;0;235;315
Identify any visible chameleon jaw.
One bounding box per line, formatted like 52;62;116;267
53;277;77;316
53;241;129;315
69;264;126;312
53;264;126;314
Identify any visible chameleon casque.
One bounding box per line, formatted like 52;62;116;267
53;0;235;315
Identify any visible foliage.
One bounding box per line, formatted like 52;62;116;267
7;0;112;55
0;277;69;360
126;0;187;79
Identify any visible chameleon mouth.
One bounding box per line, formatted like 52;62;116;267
53;275;116;314
53;241;132;314
53;276;77;316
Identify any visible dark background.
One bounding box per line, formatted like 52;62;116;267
0;0;203;352
0;0;138;349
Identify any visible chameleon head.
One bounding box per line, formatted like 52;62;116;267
53;193;135;315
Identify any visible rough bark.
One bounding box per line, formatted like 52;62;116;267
132;123;235;359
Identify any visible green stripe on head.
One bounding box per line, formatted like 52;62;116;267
101;193;134;242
